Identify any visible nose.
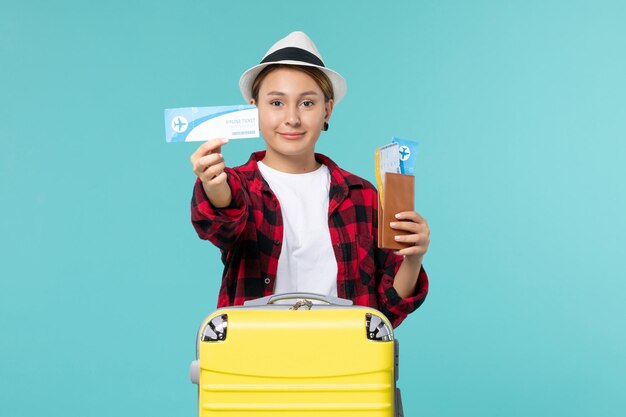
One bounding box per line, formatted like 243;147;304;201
285;104;301;127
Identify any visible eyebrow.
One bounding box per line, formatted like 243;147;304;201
265;90;320;97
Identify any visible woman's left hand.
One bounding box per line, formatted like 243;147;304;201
390;211;430;259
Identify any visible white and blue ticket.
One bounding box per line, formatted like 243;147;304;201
375;137;419;208
164;105;259;143
391;137;420;175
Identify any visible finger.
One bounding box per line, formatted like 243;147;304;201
194;153;225;172
389;220;425;233
396;235;429;251
394;211;426;223
190;138;229;163
199;137;229;154
394;233;421;245
193;153;224;176
393;225;429;241
395;246;427;257
394;233;430;249
206;171;228;187
201;162;226;181
395;233;430;255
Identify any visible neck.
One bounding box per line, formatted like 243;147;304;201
261;150;320;173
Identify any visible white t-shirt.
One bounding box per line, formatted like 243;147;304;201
258;161;338;297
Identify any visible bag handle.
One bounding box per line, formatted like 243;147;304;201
243;292;354;307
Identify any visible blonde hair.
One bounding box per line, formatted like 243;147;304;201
251;64;334;103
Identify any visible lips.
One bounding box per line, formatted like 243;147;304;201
278;131;306;140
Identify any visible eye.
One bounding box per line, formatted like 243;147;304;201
269;100;283;107
301;100;315;107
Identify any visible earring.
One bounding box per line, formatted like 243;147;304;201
323;122;329;131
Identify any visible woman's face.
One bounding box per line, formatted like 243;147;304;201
251;67;333;171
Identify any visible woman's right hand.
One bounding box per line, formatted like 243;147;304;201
190;138;232;208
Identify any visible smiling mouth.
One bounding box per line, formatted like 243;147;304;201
278;132;306;139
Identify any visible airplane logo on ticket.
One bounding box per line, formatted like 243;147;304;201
164;105;259;142
172;116;188;133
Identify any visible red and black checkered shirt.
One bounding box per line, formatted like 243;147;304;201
191;151;428;327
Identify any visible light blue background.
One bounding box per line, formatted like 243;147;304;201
2;1;625;416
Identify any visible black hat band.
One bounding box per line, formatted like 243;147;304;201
260;47;325;67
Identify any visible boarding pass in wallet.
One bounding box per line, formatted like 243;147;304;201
164;105;259;143
375;138;419;250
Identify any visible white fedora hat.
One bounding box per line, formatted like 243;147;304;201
239;31;347;104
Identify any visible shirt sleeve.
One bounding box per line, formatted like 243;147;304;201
375;248;429;328
190;168;249;252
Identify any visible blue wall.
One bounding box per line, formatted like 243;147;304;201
2;1;625;416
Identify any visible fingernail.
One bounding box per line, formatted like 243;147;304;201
390;222;397;227
394;236;400;241
395;213;402;219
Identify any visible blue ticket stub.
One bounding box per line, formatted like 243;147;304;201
164;105;259;143
391;137;420;175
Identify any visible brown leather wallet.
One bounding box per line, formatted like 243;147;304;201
377;172;415;250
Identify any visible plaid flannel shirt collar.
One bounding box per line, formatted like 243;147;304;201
238;151;367;200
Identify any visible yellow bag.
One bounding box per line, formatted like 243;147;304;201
190;293;404;417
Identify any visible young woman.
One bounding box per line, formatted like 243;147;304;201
190;32;429;327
